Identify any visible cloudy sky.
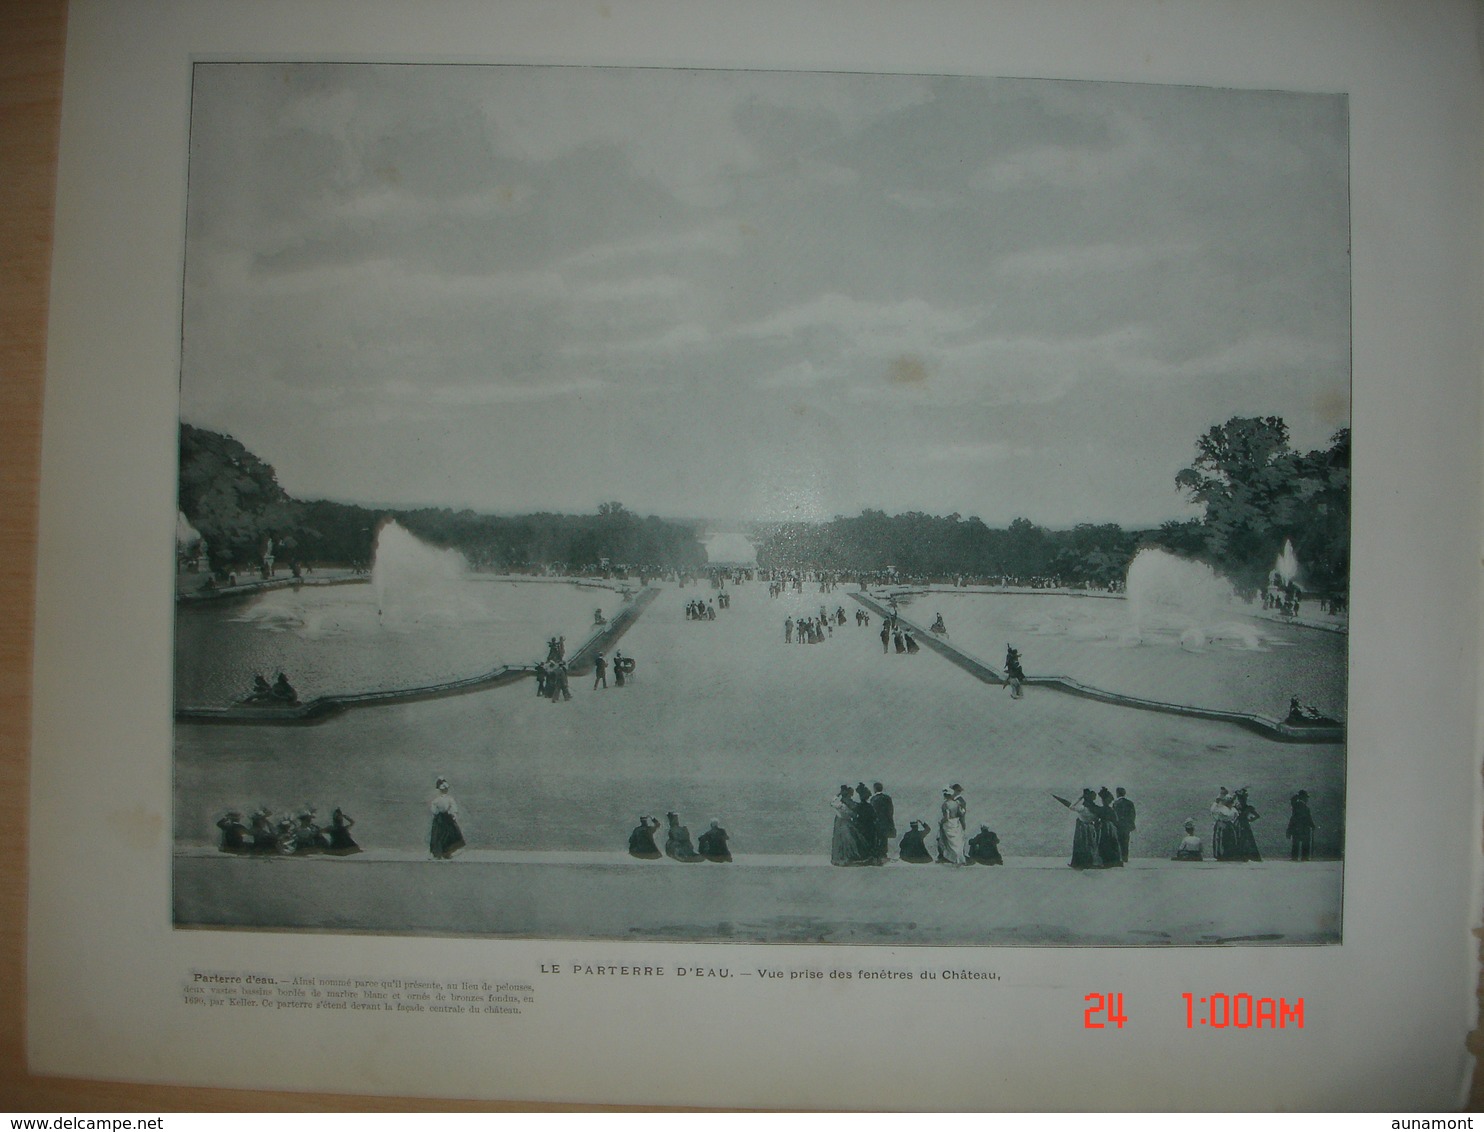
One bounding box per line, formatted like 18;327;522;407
179;63;1349;527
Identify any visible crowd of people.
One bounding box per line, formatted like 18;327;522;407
881;622;919;654
1139;789;1317;866
1261;583;1306;619
684;598;720;620
215;804;360;856
824;782;1003;867
1062;785;1321;866
1058;787;1135;869
764;569;850;597
216;775;1321;866
787;605;849;644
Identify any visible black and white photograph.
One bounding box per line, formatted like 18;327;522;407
21;0;1481;1112
171;62;1350;947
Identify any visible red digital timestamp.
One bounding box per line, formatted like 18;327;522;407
1082;993;1306;1029
1182;993;1304;1029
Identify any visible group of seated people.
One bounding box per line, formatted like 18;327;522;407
897;821;1003;865
1285;697;1339;726
216;805;360;856
238;671;299;706
629;812;731;862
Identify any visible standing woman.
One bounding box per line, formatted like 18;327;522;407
1232;788;1262;862
429;777;466;860
1068;789;1102;869
1004;646;1025;699
1094;787;1124;868
1210;789;1240;862
830;785;869;865
937;787;968;866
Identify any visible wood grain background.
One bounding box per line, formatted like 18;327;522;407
0;0;1477;1112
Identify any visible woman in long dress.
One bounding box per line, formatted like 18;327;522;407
830;785;869;865
1069;789;1102;869
852;783;879;863
937;788;968;865
1210;789;1240;861
1232;788;1262;861
429;777;465;859
1094;787;1124;867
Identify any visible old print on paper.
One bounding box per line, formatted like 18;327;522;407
173;65;1349;945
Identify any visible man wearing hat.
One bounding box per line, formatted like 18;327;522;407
216;811;250;854
868;782;896;863
1112;787;1136;863
628;814;661;859
1286;789;1317;861
898;820;934;863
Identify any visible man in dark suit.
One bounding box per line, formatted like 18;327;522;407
868;781;896;863
1286;790;1317;861
1112;787;1136;862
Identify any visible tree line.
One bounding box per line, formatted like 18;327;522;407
177;424;707;576
750;416;1348;596
179;414;1349;596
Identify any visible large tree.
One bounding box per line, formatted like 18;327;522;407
1175;416;1349;594
178;424;301;574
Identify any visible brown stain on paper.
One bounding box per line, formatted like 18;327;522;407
889;355;929;386
1313;387;1349;430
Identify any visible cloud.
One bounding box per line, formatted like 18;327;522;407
569;322;712;357
378;376;608;406
886;188;961;211
1114;330;1348;384
975;107;1153;193
912;441;1018;465
736;292;977;346
476;70;763;208
995;241;1197;279
328;183;540;224
556;224;743;269
757;360;837;391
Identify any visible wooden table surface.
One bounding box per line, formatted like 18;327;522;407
0;0;1478;1112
